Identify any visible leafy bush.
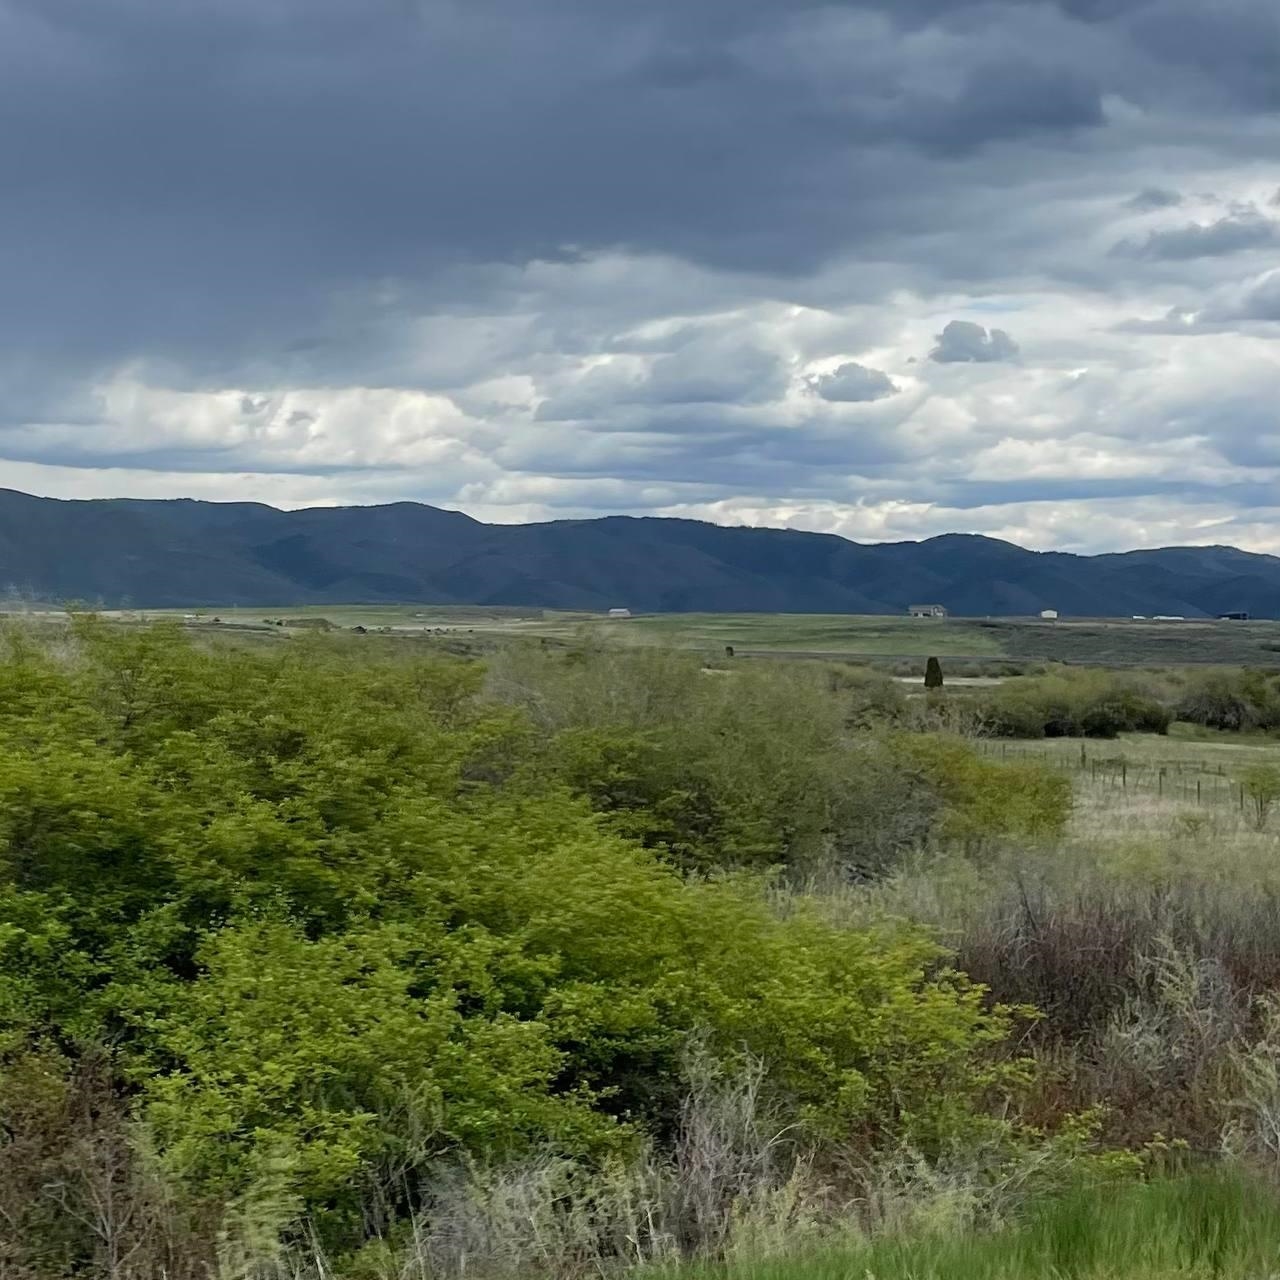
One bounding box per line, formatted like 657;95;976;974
1176;670;1280;732
893;736;1073;852
1241;763;1280;830
977;673;1171;739
494;646;1067;878
0;620;1019;1256
823;664;907;729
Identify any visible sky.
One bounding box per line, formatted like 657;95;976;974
3;0;1280;554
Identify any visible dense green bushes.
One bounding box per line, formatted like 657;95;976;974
975;672;1171;739
0;620;1043;1264
965;666;1280;740
1175;669;1280;732
489;644;1068;875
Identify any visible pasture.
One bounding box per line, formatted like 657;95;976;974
94;604;1280;667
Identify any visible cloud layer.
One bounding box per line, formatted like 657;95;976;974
2;0;1279;554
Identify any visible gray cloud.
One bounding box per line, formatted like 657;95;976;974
930;321;1021;364
1202;271;1280;323
1115;211;1280;261
1229;273;1280;321
643;338;789;405
810;363;899;402
896;62;1104;154
0;0;1278;550
1127;187;1184;211
1120;269;1280;331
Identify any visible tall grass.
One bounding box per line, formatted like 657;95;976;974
660;1174;1280;1280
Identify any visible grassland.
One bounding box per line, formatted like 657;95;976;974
93;605;1280;668
109;605;1001;656
972;727;1280;810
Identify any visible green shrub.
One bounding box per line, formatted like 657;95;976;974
893;736;1073;851
498;648;922;876
824;664;907;728
1241;763;1280;830
978;673;1171;740
1176;670;1280;732
0;621;1019;1253
1079;688;1172;738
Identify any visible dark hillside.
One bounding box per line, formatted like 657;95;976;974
2;488;1279;616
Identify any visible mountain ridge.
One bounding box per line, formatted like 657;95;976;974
0;489;1276;617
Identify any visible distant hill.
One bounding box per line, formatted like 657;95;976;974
0;488;1276;617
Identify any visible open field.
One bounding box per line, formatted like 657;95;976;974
75;605;1280;667
973;728;1280;817
989;616;1280;667
100;605;1004;656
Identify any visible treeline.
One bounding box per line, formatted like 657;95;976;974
0;621;1074;1277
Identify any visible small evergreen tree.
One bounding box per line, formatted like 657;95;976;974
924;656;944;689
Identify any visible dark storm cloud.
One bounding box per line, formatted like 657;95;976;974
2;0;1280;546
895;63;1104;154
0;0;1247;379
929;321;1020;364
1125;1;1280;110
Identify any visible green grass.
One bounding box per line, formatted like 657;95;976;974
992;618;1280;668
73;605;1280;667
973;730;1280;809
119;607;1007;657
660;1175;1280;1280
611;612;1006;657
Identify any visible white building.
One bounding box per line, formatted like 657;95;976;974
1040;609;1059;620
908;604;948;619
607;608;632;619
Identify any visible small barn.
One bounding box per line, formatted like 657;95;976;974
908;604;948;619
607;608;632;619
1040;609;1059;620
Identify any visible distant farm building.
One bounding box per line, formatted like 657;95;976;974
1153;615;1186;622
1040;609;1059;620
1218;611;1250;621
908;604;948;619
607;608;632;619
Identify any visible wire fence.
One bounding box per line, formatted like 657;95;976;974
972;739;1263;810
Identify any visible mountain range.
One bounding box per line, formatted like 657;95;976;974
1;488;1277;617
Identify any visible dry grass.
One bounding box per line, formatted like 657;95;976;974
837;732;1280;1154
